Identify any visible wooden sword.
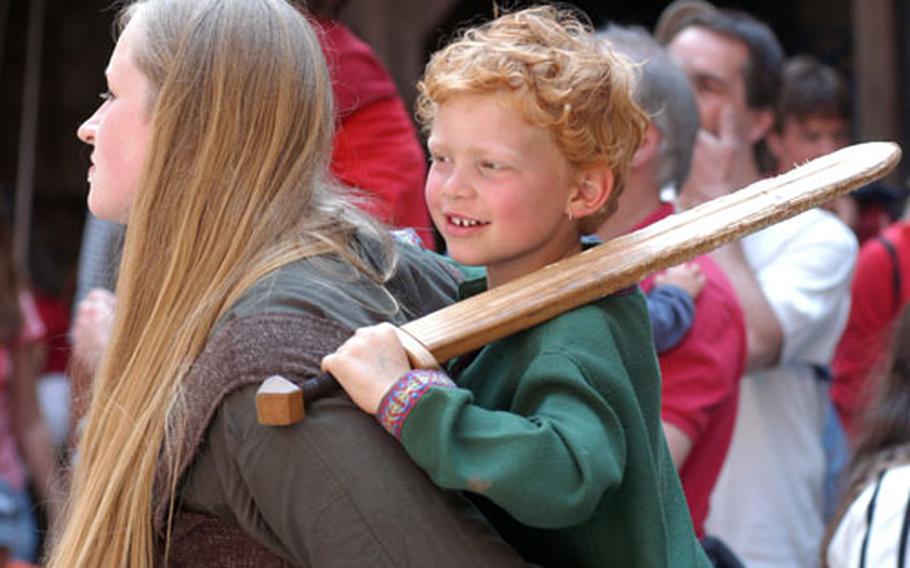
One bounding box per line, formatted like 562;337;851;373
256;141;902;426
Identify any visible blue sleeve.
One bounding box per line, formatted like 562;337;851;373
647;284;695;353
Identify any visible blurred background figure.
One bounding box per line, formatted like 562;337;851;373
0;211;60;565
768;55;906;244
824;302;910;567
659;2;857;566
310;0;434;247
596;26;747;561
769;56;851;171
832;217;910;439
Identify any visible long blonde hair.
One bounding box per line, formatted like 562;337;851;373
50;0;391;565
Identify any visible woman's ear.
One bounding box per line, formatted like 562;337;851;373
566;166;615;219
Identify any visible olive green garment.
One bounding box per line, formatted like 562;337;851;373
177;240;529;567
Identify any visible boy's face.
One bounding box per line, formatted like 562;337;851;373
768;115;849;173
425;93;581;287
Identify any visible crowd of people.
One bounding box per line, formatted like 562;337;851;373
0;0;908;566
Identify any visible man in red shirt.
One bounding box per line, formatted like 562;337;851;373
833;221;910;437
597;26;746;538
315;17;434;246
301;1;433;245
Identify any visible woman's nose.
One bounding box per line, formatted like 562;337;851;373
77;111;99;145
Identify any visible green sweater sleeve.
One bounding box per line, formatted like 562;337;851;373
397;349;628;529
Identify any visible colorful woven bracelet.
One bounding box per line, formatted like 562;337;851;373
376;369;455;438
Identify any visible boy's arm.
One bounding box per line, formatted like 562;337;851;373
323;324;627;529
180;384;527;567
381;353;626;529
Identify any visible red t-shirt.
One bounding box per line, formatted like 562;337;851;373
0;292;45;490
635;204;747;537
833;221;910;438
316;19;434;247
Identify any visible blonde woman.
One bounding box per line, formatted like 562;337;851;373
49;0;523;566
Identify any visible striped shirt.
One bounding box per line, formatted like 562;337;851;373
828;462;910;567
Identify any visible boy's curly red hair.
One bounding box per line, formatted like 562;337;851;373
416;5;647;232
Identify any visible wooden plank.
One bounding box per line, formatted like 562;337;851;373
403;142;900;362
258;142;900;425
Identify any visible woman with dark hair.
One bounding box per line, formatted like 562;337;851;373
825;303;910;566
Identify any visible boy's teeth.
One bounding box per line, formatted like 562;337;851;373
452;216;482;227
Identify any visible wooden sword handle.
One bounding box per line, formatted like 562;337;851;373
257;141;901;426
255;328;439;426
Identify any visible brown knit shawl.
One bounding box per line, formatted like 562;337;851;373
151;311;351;566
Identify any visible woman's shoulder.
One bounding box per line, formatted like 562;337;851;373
222;235;460;332
385;241;461;319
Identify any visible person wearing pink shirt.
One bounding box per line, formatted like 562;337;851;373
0;220;60;564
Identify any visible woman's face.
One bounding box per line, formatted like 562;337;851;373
77;19;153;223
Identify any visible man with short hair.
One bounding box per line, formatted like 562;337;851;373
597;25;746;543
656;2;782;180
659;3;858;566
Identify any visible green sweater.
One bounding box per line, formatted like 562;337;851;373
394;279;710;567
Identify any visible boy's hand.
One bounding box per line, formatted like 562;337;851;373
654;263;706;299
321;323;413;414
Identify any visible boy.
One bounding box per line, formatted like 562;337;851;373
323;6;710;567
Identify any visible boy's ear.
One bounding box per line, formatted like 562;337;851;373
567;166;615;219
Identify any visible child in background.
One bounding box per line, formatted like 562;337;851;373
322;6;710;567
650;262;705;353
